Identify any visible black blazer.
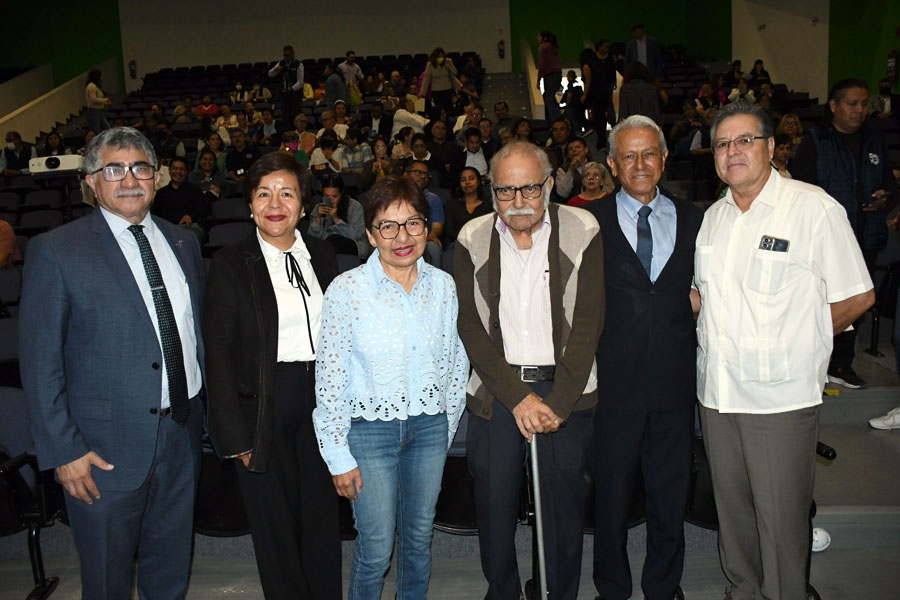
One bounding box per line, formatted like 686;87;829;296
585;195;702;413
361;114;393;139
203;231;339;472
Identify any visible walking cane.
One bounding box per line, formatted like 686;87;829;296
530;435;549;599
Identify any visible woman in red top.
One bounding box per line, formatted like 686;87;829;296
195;94;219;118
568;161;614;207
537;30;562;123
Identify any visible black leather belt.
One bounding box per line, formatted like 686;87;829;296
510;365;555;382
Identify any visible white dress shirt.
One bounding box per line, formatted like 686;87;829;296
498;209;555;365
100;208;202;408
694;170;872;414
465;148;488;176
257;230;324;362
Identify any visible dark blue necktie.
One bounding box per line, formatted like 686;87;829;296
128;225;189;427
636;205;653;278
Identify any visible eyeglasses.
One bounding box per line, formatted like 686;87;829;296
92;163;156;182
372;217;427;239
407;169;429;176
492;176;549;202
583;172;602;179
713;136;767;154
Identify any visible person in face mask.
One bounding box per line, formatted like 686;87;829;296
230;81;250;106
422;46;457;118
249;79;272;102
869;77;898;119
1;130;38;177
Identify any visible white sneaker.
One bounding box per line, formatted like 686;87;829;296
869;407;900;430
811;527;831;552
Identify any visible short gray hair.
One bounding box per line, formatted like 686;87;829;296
84;127;158;176
487;141;553;211
608;115;667;158
710;101;774;141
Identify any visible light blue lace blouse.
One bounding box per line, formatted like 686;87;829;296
313;250;469;475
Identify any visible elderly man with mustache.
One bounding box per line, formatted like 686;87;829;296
455;141;606;600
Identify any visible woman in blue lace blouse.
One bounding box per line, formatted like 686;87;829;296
313;175;468;599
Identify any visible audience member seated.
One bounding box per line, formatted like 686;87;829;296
391;98;429;139
552;136;592;201
457;73;479;106
309;133;343;177
2;130;37;176
514;117;535;143
0;218;21;267
226;129;260;182
776;113;804;158
669;100;705;154
317;111;348;140
279;131;309;166
404;160;444;266
243;101;263;127
493;101;516;133
462;56;484;92
450;127;489;180
755;83;783;124
544;117;574;169
76;129;97;155
747;59;771;87
771;133;792;178
426;120;456;173
195;95;219;119
567;160;614;207
230;81;251;105
695;81;722;116
333;100;353;126
869;77;898;119
410;132;448;187
257;108;285;146
189;149;228;197
172;96;195;124
453;103;483;135
727;77;755;104
152;157;212;236
235;111;257;143
618;61;665;126
391;126;415;161
361;135;400;190
217;103;238;130
308;173;368;257
292;113;318;156
709;73;728;105
497;125;514;146
40;131;70;157
443;166;492;245
197;131;228;172
477;119;498;162
248;79;273;102
154;120;186;165
340;127;372;174
361;101;393;141
723;60;743;89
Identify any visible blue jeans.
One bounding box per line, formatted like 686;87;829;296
347;412;449;600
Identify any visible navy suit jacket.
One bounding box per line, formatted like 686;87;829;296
625;36;664;80
19;207;206;492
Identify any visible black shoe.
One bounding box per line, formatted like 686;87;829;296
827;366;866;389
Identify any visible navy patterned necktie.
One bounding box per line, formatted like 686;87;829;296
636;205;653;278
128;225;189;426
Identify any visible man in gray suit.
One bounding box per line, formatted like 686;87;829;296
19;127;206;599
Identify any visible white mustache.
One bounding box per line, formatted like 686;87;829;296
115;189;146;198
504;207;536;217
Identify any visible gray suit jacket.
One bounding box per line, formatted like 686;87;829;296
19;207;206;492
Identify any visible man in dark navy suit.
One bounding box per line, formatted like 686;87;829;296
586;115;701;600
20;127;206;599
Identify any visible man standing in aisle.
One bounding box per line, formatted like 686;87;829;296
268;44;304;126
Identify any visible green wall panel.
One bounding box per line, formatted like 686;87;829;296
829;0;900;93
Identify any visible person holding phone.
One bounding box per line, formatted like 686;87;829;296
361;136;399;190
308;174;369;257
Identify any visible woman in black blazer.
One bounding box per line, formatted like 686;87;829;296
204;152;341;599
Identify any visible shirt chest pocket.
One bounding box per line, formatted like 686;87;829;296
694;245;714;288
745;249;790;295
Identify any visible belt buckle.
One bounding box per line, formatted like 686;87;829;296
520;365;540;383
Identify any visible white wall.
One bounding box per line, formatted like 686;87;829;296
0;64;54;119
732;0;829;101
118;0;511;93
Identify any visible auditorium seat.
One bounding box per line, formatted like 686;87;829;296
21;190;62;212
16;210;63;234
